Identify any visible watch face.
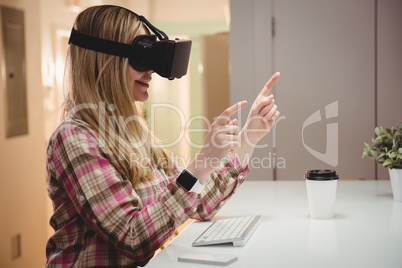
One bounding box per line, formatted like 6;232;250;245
177;170;198;191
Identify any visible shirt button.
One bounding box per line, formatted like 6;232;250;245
79;195;85;202
238;175;244;180
92;219;96;224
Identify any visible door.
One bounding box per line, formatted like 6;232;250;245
273;0;375;180
230;0;376;180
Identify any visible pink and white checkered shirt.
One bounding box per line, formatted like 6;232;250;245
45;115;249;267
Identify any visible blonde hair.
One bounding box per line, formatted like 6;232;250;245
65;5;172;185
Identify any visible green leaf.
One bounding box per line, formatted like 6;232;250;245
383;159;393;167
398;122;402;132
389;152;397;159
392;143;398;151
388;127;396;135
375;136;383;144
370;150;379;158
375;127;381;136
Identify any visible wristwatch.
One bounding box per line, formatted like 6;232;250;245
176;169;205;194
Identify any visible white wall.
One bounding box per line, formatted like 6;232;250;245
149;0;229;22
0;0;47;267
230;0;402;181
230;0;275;180
376;0;402;180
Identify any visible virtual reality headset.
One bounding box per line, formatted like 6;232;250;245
68;10;191;80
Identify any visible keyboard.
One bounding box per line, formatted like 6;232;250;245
192;215;260;247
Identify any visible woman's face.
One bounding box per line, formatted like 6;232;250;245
128;27;153;102
128;66;153;102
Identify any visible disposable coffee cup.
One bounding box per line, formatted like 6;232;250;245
305;170;339;219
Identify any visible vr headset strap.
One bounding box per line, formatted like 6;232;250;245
99;5;168;41
136;14;168;41
68;28;136;58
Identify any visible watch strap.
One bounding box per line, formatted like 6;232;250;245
189;179;205;194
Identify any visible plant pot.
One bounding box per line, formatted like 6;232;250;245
389;169;402;202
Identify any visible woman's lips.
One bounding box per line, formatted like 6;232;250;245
136;80;150;88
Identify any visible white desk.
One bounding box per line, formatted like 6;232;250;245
147;181;402;268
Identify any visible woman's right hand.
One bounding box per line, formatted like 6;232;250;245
187;101;247;184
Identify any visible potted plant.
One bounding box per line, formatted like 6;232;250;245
362;122;402;202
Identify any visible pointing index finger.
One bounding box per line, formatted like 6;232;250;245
260;72;280;97
216;101;247;125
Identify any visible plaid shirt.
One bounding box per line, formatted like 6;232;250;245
45;115;249;267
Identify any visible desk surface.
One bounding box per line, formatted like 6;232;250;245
147;181;402;268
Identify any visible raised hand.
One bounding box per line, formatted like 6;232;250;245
187;72;280;182
187;101;247;184
240;72;281;147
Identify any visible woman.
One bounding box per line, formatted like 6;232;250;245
45;5;280;267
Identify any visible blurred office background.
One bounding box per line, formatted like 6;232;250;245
0;0;401;267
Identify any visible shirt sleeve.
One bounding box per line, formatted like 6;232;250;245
189;152;250;221
50;125;199;262
167;151;249;222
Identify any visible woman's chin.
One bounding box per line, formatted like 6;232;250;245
134;92;149;102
